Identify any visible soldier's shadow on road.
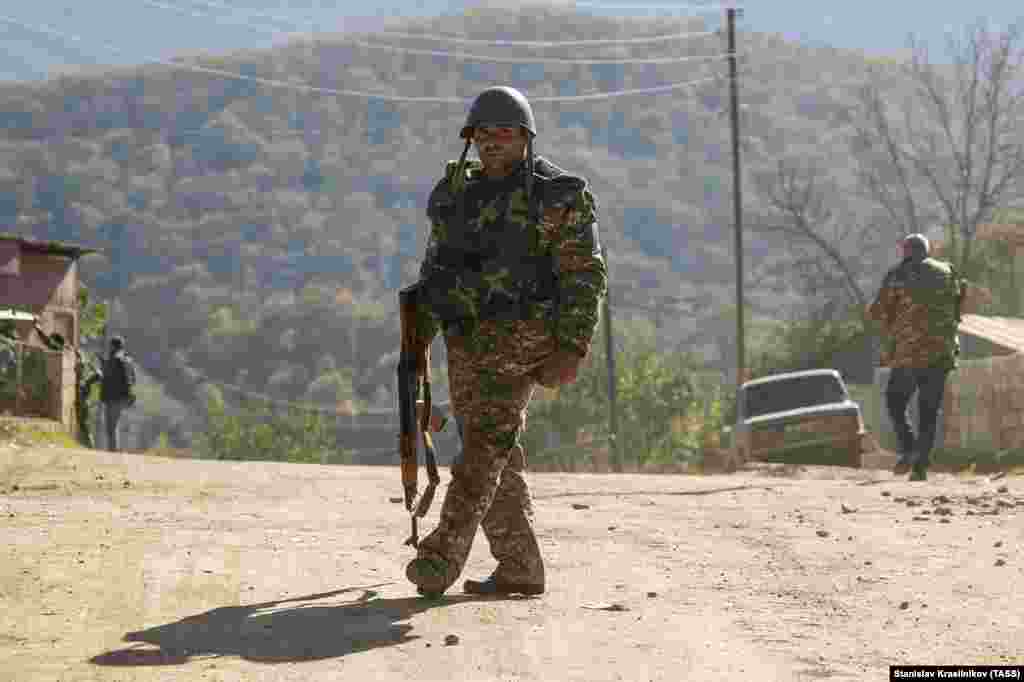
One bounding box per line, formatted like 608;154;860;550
89;583;515;667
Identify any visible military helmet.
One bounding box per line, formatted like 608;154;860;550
460;86;536;139
902;233;930;259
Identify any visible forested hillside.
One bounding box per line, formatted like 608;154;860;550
0;3;898;449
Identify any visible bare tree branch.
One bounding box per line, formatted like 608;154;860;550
851;21;1024;276
867;82;922;231
753;159;869;308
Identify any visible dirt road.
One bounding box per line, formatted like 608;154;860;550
1;445;1021;681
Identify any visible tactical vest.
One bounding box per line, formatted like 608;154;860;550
886;257;960;322
423;157;580;330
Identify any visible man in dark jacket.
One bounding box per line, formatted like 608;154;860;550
76;349;102;448
867;234;966;481
100;335;136;452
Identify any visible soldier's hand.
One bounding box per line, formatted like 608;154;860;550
536;349;583;387
415;400;448;432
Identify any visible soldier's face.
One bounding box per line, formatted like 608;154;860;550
473;126;527;175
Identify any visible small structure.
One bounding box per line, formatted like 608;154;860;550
0;233;99;432
942;315;1024;454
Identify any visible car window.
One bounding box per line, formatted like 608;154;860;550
743;375;846;418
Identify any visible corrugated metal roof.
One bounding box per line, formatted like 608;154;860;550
0;233;100;258
959;314;1024;354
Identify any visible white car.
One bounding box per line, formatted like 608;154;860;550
733;369;867;467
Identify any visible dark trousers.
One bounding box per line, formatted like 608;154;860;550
103;398;130;452
885;367;950;468
77;401;94;448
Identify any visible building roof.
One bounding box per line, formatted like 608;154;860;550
959;314;1024;354
0;233;100;258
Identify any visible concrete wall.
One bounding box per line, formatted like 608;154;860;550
0;250;74;308
0;249;79;345
944;352;1024;452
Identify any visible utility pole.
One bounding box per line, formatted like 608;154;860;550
727;7;746;394
98;298;110;450
601;244;619;471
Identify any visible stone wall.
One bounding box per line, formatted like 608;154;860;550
943;352;1024;451
874;353;1024;455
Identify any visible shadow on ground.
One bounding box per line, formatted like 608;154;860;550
535;484;786;500
90;583;519;667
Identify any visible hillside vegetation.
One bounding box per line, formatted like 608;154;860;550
0;3;901;449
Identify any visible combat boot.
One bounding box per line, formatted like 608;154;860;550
892;453;913;476
406;557;450;598
463;573;545;596
908;464;928;482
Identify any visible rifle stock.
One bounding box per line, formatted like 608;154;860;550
398;284;441;547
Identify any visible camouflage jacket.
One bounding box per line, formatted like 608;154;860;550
867;256;965;370
416;155;608;357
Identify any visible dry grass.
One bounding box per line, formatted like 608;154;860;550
0;418;78;450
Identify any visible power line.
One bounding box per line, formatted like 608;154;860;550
180;0;721;47
194;372;405;418
328;43;737;68
535;74;721;101
138;0;735;66
370;29;719;48
0;14;726;103
138;0;737;65
575;2;742;11
200;378;355;415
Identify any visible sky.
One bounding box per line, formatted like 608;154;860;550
0;1;1020;82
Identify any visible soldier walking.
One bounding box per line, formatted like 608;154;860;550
75;349;102;448
404;86;608;597
867;234;966;481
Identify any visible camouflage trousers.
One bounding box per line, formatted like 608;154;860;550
415;319;556;591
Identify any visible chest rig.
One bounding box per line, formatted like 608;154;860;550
424;157;571;329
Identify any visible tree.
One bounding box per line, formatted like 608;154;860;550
522;318;720;472
78;285;109;344
195;384;349;464
852;22;1024;279
76;285;108;446
748;311;875;382
752;159;875;310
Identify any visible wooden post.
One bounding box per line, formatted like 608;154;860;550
601;245;619;471
727;7;746;405
14;343;22;417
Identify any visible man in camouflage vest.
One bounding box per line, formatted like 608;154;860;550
404;86;608;597
75;349;103;448
867;233;966;481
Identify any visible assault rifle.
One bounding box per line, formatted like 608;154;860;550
397;283;440;548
